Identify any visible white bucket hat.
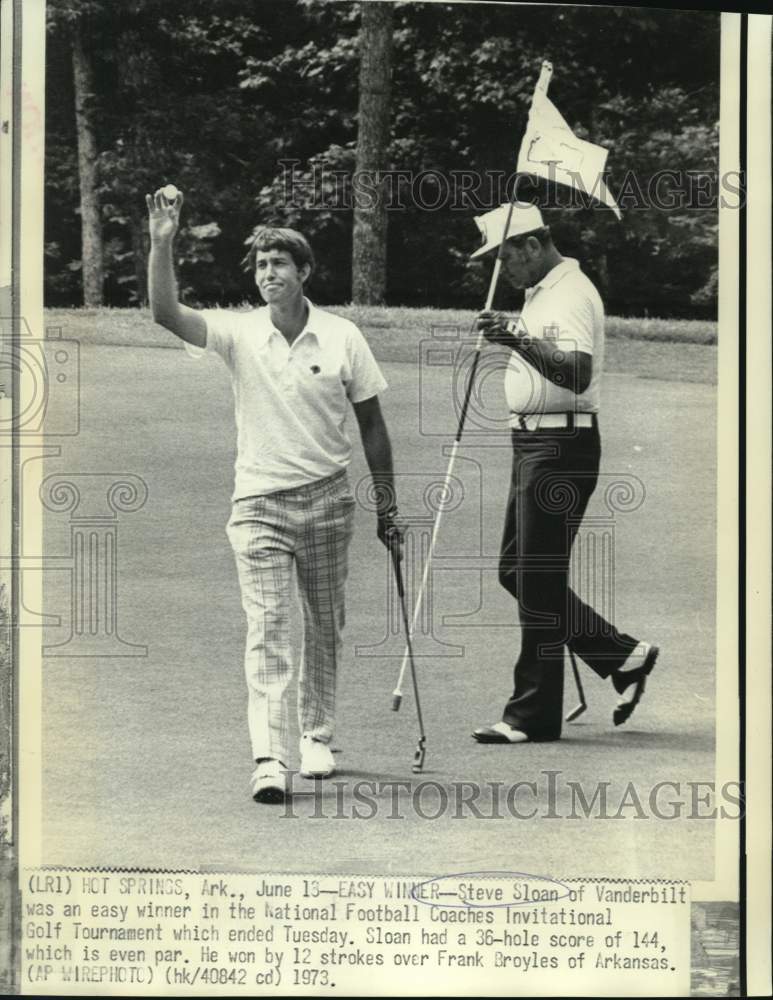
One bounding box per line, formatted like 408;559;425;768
470;202;545;259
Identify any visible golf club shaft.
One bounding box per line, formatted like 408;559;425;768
392;200;516;703
391;549;426;741
568;648;585;702
391;439;460;705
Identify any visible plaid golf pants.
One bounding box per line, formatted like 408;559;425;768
226;470;356;764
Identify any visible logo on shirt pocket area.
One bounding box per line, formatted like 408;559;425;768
302;364;340;383
298;366;348;419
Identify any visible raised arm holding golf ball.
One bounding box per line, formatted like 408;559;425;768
470;202;659;745
146;185;402;802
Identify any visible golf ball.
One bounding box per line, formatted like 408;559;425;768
162;184;179;201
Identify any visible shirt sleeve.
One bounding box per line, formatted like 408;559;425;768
182;308;235;366
553;287;600;356
346;323;388;402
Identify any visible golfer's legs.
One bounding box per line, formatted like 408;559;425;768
498;446;571;738
295;474;355;744
227;497;294;764
498;433;599;739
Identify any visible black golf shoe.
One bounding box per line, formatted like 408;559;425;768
612;644;660;726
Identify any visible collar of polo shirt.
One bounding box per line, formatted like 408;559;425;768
257;298;327;346
528;257;581;294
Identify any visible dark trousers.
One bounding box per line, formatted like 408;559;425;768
498;425;638;740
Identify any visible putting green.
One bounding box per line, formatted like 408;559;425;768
39;342;717;879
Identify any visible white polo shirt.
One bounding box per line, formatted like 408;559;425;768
186;300;387;500
504;258;604;415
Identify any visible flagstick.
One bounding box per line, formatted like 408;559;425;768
536;59;553;94
392;63;558;715
391;198;517;712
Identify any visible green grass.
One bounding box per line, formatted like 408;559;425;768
334;304;717;345
44;305;717;384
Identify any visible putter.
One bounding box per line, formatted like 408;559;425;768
389;544;427;773
565;647;587;722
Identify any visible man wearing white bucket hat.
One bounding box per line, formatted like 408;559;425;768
470;202;659;744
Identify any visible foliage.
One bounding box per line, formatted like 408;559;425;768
45;0;721;316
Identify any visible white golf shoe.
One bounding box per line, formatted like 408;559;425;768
250;759;288;804
299;735;336;779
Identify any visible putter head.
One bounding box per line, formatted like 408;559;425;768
412;738;426;773
391;690;402;712
565;702;587;722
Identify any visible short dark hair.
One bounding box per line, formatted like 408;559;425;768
244;227;315;276
506;225;553;250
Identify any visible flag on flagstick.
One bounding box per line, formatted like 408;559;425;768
516;60;621;219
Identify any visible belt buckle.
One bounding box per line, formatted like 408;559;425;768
514;413;540;431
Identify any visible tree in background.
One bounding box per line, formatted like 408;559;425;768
351;0;394;304
46;0;278;306
70;21;104;306
48;1;105;306
44;0;721;318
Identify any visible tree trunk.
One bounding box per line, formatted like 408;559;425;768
71;22;104;306
351;2;393;305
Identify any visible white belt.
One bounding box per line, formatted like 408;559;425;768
509;412;596;431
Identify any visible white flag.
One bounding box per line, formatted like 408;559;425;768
517;64;621;219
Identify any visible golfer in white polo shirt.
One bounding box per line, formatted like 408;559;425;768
146;187;401;802
470;202;659;745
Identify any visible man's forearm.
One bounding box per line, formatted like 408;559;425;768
352;397;403;551
478;311;592;394
510;337;590;394
147;238;206;346
361;424;397;514
148;239;179;326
